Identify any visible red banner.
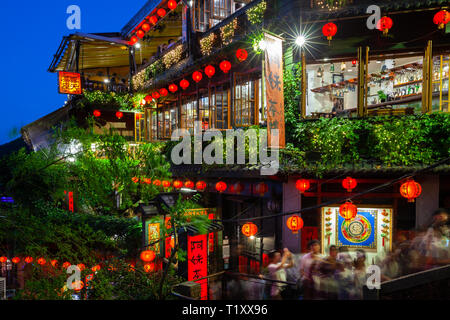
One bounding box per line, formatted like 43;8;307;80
264;33;285;148
188;234;208;300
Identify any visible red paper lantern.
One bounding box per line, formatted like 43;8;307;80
72;280;84;291
219;60;232;73
50;260;58;267
144;178;151;185
152;91;160;99
242;222;258;237
153;179;161;186
204;65;215;78
434;10;450;29
236;48;248;62
12;257;20;264
24;257;33;264
255;182;268;196
192;71;203;83
37;258;46;265
136;29;145;39
377;16;393;35
144;263;155;273
342;177;357;192
157;8;166;17
339;202;358;220
215;181;227;192
116;111;124;119
400;180;422;203
287;215;304;234
77;263;86;271
0;256;7;263
62;262;71;269
140;250;156;262
93;110;101;117
180;79;190;90
196;181;207;191
91;264;101;272
173;180;183;189
162;180;171;188
184;180;195;189
129;36;138;46
159;88;169;97
168;83;178;93
295;179;310;193
132;177;139;184
233;182;244;194
142;23;151;32
168;0;178;10
322;22;338;41
149;16;158;25
144;95;153;103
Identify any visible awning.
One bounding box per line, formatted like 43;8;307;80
178;221;224;236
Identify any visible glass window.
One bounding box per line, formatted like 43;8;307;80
181;97;198;134
211;86;230;129
234;74;257;127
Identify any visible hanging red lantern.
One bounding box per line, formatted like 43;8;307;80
242;222;258;237
434;10;450;29
140;250;156;262
180;79;190;90
132;177;139;184
173;180;183;189
162;180;171;188
287;215;304;234
153;179;161;186
91;264;101;272
236;48;248;62
72;280;84;291
352;60;357;66
168;83;178;93
339;202;358;220
0;256;7;263
255;182;268;196
149;16;158;25
157;8;166;17
12;257;20;264
93;110;101;117
215;181;227;192
204;65;215;78
62;262;71;269
192;71;203;83
144;178;152;185
400;180;422;203
144;263;155;273
144;95;153;103
219;60;231;73
184;180;195;189
77;263;86;271
24;257;33;264
377;16;393;35
50;260;58;267
168;0;178;10
159;88;169;97
136;29;145;39
129;36;138;46
322;22;337;41
37;258;46;265
196;181;207;191
152;91;160;99
116;111;124;119
142;23;151;32
342;177;357;192
295;179;310;193
233;182;244;194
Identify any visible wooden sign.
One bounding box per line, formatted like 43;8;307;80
264;32;285;148
58;71;82;95
187;234;208;300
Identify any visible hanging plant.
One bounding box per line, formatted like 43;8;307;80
250;32;265;54
133;70;146;90
246;1;267;25
200;33;216;56
220;19;238;45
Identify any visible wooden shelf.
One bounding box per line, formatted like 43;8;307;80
393;79;423;88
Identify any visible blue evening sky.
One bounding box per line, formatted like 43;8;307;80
0;0;143;145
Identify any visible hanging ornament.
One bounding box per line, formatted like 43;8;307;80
400;180;422;202
136;29;145;39
339;201;358;220
144;95;153;103
236;48;248;62
142;23;151;32
93;110;101;117
149;16;158;25
12;257;20;264
157;8;167;17
322;22;337;41
116;111;124;119
342;177;357;192
0;256;6;263
287;215;304;234
295;179;310;193
37;258;46;265
219;60;231;73
196;181;207;191
377;16;393;35
168;0;178;10
162;180;171;188
215;181;227;192
242;222;258;237
153;179;161;186
255;182;268;196
159;88;169;97
140;250;156;262
180;79;190;90
152;91;160;99
168;83;178;93
50;260;58;267
77;263;86;271
184;180;195;189
433;10;450;29
173;180;183;189
204;65;215;78
24;257;33;264
129;36;138;46
192;71;203;83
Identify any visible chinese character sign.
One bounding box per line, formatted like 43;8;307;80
148;223;160;254
58;72;82;95
264;33;285;148
188;234;208;300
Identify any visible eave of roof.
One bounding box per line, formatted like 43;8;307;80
121;0;163;37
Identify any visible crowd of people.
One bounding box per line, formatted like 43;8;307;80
224;208;449;300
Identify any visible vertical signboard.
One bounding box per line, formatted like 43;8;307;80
147;222;161;255
264;32;285;148
188;234;208;300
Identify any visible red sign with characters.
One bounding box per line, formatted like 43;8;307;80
187;234;208;300
58;72;82;95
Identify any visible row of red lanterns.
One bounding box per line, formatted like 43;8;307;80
129;1;178;45
131;177;207;191
241;214;304;238
92;110;142;120
322;10;449;42
215;181;269;196
0;256;102;272
295;176;357;193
